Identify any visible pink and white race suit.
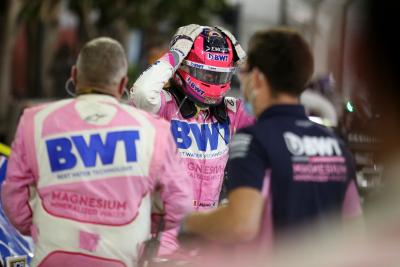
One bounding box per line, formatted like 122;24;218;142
131;55;254;211
1;94;192;267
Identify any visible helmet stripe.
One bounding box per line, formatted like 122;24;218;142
183;60;236;73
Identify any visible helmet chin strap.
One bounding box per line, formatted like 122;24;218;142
174;95;203;118
195;104;208;111
194;104;207;118
175;95;189;117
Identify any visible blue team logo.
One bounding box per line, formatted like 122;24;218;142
46;130;140;172
170;120;230;153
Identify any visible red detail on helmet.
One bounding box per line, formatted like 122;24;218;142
174;27;235;105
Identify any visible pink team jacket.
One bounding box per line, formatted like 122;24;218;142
1;94;193;267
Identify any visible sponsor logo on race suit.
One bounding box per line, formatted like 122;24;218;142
37;128;152;224
39;128;150;185
193;200;217;208
283;132;342;156
283;132;347;182
46;130;140;172
170;120;230;159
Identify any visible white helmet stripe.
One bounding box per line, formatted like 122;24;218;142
183;60;236;73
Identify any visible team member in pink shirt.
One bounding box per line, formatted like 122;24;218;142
1;37;192;267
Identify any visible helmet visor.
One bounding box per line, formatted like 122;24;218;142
188;68;233;85
182;60;236;85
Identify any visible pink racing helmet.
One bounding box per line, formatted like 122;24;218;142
174;27;236;106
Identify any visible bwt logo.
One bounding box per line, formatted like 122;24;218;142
283;132;342;156
207;53;228;62
171;120;229;151
186;77;205;95
189;62;204;69
46;130;140;172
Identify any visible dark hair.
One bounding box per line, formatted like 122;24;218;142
247;28;314;96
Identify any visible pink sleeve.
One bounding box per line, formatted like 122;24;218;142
156;131;193;256
156;90;170;119
342;180;363;219
1;114;35;235
157;227;179;256
159;133;193;230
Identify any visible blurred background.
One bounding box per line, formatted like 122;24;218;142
0;0;380;207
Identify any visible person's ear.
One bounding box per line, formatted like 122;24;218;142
71;66;78;84
252;67;267;93
118;76;128;97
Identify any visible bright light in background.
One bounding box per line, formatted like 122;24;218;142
346;101;354;112
309;116;324;125
308;116;334;128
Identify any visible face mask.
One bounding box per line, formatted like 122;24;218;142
239;68;257;116
243;100;255;116
242;82;257;116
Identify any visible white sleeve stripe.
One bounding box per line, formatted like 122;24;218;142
229;133;253;159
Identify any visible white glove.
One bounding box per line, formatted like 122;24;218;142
215;25;247;65
169;24;203;69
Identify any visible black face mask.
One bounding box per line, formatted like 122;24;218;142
167;80;229;124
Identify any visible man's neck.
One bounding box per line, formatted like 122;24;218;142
256;94;300;117
270;93;300;105
76;85;119;99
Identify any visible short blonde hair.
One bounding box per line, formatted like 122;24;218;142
76;37;128;87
